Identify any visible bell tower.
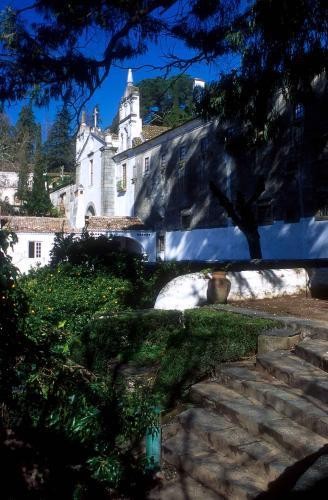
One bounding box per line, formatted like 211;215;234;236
118;69;142;152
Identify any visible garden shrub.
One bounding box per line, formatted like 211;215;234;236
1;231;159;498
79;307;277;407
78;309;183;371
20;263;133;344
49;232;198;308
155;309;276;404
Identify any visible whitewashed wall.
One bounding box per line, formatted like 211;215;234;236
78;135;104;219
7;232;56;274
114;157;135;217
0;172;33;205
105;229;157;262
165;217;328;261
154;269;308;310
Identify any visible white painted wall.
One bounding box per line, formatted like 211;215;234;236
105;229;157;262
114;157;135;216
7;232;56;274
165;217;328;261
166;225;249;261
78;135;104;217
154;269;308;310
0;171;33;205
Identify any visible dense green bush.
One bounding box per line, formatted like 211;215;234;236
49;232;198;308
0;230;29;402
1;233;158;498
79;308;277;406
78;310;183;370
20;263;132;342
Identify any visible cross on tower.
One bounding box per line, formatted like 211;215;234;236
93;106;99;129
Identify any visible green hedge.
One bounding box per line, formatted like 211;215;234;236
20;264;133;342
78;308;277;406
77;309;183;370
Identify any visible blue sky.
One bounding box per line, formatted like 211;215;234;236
5;41;226;132
2;1;238;133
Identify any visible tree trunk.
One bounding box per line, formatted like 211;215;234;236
245;228;262;259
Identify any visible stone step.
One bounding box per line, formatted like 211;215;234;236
295;338;328;372
148;473;223;500
177;407;293;482
307;325;328;341
217;363;328;438
257;350;328;405
163;431;267;499
190;382;327;459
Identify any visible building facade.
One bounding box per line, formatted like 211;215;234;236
48;70;328;262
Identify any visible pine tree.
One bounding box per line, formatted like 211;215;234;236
26;125;53;216
0;112;15;170
15;105;37;204
43;106;75;173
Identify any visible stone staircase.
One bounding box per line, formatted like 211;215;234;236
157;329;328;499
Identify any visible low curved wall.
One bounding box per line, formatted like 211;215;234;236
154;269;308;310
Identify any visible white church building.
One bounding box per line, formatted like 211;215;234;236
2;69;328;272
49;69;328;264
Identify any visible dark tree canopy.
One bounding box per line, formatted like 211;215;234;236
0;0;179;113
139;74;195;127
0;0;326;126
109;73;196;132
177;0;328;139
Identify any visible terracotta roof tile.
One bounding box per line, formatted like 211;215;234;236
86;216;147;231
0;162;33;173
0;216;73;233
142;124;170;141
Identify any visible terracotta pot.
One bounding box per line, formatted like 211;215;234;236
207;271;231;304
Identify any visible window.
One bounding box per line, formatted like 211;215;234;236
315;205;328;220
89;158;94;186
181;208;192;229
156;232;165;255
294;103;305;121
122;163;127;190
28;241;41;259
144;157;150;175
161;154;166;168
256;201;273;225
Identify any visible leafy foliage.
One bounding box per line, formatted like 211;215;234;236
0;0;179;111
180;0;328;141
139;74;196;127
79;308;277;406
0;229;29;400
1;231;158;498
20;263;132;340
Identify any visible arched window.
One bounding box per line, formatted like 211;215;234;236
86;203;96;216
